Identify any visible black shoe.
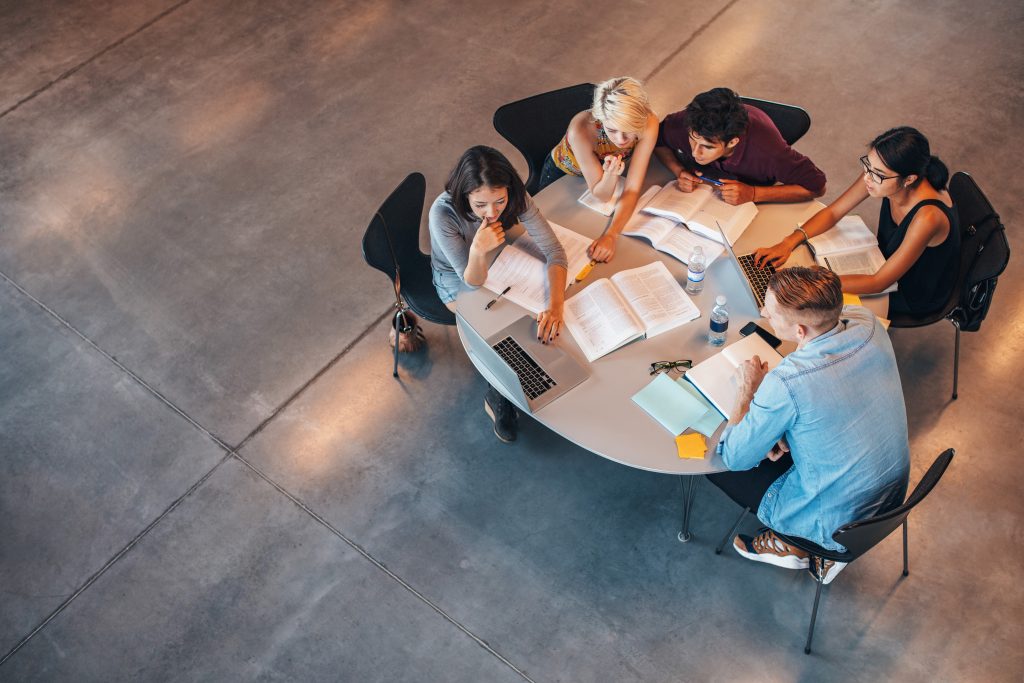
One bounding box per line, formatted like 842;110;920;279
484;387;518;443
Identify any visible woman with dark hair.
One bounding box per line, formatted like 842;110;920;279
429;145;568;442
755;127;959;316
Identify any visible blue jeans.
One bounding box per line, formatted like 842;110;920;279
535;155;568;194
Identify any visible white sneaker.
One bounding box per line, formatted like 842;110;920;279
813;556;848;585
733;529;810;570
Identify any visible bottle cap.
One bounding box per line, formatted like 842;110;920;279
693;245;703;254
716;295;726;305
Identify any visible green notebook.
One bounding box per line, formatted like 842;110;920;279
631;373;725;437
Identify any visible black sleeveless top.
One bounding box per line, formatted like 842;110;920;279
878;198;960;315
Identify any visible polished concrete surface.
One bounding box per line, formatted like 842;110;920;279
1;0;1021;680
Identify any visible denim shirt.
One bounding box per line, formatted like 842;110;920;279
719;306;910;551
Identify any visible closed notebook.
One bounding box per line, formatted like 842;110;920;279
631;373;724;437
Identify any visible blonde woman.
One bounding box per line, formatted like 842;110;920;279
538;77;659;262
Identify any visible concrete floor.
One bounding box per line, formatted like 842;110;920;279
1;0;1021;680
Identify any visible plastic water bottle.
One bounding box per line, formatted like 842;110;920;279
686;246;706;294
709;295;728;346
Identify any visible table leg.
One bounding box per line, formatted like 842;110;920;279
677;475;698;543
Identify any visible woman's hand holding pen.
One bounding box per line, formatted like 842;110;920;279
588;233;617;263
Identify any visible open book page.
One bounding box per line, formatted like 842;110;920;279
720;332;785;371
641;183;709;223
686;333;783;418
622;210;678;246
609;261;701;338
482;242;548;313
550;222;595;281
483;222;593;314
687;194;758;246
563;279;645;362
656;227;726;266
821;249;897;293
807;215;878;256
578;177;625;216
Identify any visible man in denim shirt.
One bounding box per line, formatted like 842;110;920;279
712;267;909;584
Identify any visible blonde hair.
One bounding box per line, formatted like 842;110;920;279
591;76;652;136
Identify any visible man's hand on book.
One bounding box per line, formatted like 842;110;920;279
719;179;755;205
675;169;702;193
738;355;769;397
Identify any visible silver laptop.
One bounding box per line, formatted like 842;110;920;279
457;312;589;412
715;223;776;311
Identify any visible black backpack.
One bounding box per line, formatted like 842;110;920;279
948;172;1010;333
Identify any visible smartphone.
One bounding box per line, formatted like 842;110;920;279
740;321;782;349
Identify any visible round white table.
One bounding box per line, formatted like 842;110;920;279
456;170;886;540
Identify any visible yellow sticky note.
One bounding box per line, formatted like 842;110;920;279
676;432;707;460
843;293;862;306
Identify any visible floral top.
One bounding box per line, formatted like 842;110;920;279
550;120;636;175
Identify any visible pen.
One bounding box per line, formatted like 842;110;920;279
485;285;511;310
698;175;723;187
569;259;598;287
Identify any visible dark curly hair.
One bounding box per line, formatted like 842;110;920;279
684;87;749;144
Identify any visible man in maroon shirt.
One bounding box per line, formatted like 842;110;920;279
654;87;827;205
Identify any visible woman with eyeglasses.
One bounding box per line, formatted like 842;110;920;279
754;127;959;316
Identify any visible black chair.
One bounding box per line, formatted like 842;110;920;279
493;83;595;195
768;449;954;654
362;172;455;377
739;96;811;146
888;171;1010;399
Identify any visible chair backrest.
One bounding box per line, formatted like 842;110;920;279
739;97;811;146
362;173;456;326
947;171;1010;331
831;449;955;559
493;83;595;195
362;172;427;285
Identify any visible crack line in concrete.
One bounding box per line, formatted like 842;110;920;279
0;0;196;120
231;306;393;454
0;452;234;666
232;454;538;683
0;270;231;452
643;0;741;83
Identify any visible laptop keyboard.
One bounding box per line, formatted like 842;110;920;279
737;253;776;308
492;336;557;400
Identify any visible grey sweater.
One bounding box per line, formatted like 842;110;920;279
428;192;568;292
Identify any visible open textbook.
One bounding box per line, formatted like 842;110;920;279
685;332;784;419
622;185;726;266
639;183;758;245
809;215;897;294
563;261;700;362
578;177;625;216
482;223;593;314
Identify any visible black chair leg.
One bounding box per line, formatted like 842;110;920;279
951;319;962;400
805;571;825;655
902;520;909;577
715;508;748;554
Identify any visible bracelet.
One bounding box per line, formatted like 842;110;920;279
794;226;810;245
